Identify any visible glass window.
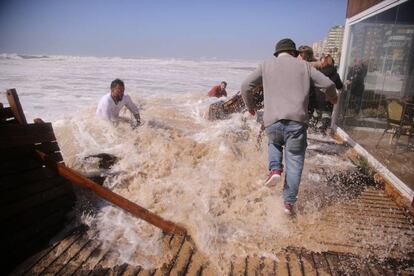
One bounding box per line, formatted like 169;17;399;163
337;0;414;189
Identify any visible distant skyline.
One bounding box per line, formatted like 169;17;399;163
0;0;347;60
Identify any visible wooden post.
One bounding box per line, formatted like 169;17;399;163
35;150;187;235
7;89;27;125
0;103;4;123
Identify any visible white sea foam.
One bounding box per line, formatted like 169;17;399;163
0;54;258;122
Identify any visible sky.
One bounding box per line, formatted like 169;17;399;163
0;0;347;60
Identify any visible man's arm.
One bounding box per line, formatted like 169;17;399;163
309;65;337;105
332;72;344;90
96;96;111;120
124;95;141;124
208;86;218;97
241;65;263;114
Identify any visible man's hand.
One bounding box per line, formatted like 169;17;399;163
135;113;142;124
328;92;338;105
131;113;142;129
248;109;256;116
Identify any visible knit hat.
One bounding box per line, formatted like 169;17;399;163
274;38;298;57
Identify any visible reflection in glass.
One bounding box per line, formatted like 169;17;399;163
336;1;414;189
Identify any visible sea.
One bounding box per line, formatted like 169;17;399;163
0;54;411;272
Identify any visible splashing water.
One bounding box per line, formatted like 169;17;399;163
53;92;413;272
2;55;412;272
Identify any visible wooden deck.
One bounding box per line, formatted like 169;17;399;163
11;187;414;275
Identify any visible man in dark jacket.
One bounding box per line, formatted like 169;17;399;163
241;38;337;215
346;60;367;111
314;54;343;135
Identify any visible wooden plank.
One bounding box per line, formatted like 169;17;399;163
258;256;277;276
6;89;27;124
120;265;142;276
71;232;134;276
88;249;116;276
2;118;18;124
185;248;206;275
0;176;69;206
299;249;318;276
0;183;72;220
3;209;68;250
323;252;345;276
138;269;156;276
9;226;82;275
0;123;56;149
0;142;61;162
0;156;43;176
45;150;64;163
72;245;112;276
275;251;289;275
35;140;61;153
57;238;103;275
36;150;187;235
246;255;262;275
1;194;74;237
4;221;67;274
199;262;217;276
0;166;58;191
312;252;331;276
70;245;108;276
0;150;62;169
106;263;129;276
229;257;246;275
168;238;194;275
29;231;85;275
42;233;96;275
287;249;305;276
0;106;14;121
154;234;186;275
0;145;35;162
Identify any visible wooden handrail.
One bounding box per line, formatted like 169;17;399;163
35;150;187;235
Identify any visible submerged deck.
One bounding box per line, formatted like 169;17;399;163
12;187;414;275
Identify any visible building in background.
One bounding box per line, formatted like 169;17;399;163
324;25;345;65
312;39;326;59
312;25;344;65
334;0;414;210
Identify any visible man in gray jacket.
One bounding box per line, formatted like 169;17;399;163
241;38;337;215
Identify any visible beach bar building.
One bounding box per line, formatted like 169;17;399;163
334;0;414;209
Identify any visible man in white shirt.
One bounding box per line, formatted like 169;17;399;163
96;79;141;127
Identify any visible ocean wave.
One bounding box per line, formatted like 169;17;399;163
0;53;50;60
18;54;50;59
0;53;24;60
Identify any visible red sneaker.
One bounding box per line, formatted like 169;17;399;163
284;202;295;216
264;169;282;186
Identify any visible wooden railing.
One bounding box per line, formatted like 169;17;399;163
36;150;186;235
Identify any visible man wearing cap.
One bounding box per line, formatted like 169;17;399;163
241;38;337;216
